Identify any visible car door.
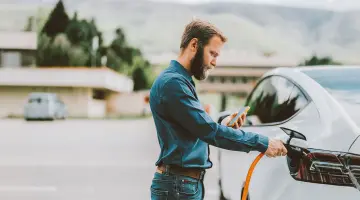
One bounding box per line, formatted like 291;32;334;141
219;75;318;200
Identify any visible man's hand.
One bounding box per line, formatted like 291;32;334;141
265;139;288;158
221;111;247;129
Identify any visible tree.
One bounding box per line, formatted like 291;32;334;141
41;0;70;38
65;18;87;45
299;55;341;66
37;1;103;67
131;56;155;91
68;46;89;66
36;3;156;91
107;27;144;71
37;33;88;67
132;67;148;91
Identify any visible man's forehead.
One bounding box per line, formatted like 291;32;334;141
207;36;224;54
209;35;224;45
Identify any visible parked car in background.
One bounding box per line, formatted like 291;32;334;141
216;66;360;200
24;92;68;121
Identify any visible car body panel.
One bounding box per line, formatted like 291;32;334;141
349;136;360;154
218;66;360;200
220;101;322;199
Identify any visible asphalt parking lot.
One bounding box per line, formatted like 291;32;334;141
0;118;220;200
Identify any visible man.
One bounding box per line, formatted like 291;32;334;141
149;19;287;200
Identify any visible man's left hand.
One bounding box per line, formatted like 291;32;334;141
221;111;247;129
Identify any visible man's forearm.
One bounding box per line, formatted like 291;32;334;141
201;124;269;153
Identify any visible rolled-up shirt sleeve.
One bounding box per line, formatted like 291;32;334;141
162;77;269;153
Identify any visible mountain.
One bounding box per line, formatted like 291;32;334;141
2;1;360;65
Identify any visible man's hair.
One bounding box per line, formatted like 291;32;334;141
180;19;227;50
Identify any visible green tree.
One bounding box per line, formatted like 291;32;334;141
65;16;87;45
38;1;103;67
37;33;88;67
68;46;90;66
107;27;144;71
131;56;155;91
132;67;148;91
65;14;100;67
39;33;71;66
41;0;70;38
299;55;341;66
36;4;156;91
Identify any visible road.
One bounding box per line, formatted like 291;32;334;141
0;119;220;200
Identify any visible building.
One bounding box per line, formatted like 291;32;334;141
0;67;133;118
149;51;299;96
198;66;274;96
0;31;37;67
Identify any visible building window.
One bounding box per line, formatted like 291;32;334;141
92;89;106;100
220;77;225;83
242;77;248;84
231;77;237;83
208;77;215;83
1;51;21;67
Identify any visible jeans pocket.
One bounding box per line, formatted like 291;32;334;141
151;176;172;200
151;187;169;200
179;176;199;196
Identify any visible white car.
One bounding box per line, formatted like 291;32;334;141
217;66;360;200
24;92;68;121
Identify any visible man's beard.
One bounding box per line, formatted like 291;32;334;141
190;46;213;81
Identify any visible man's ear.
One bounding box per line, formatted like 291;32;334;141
189;38;199;53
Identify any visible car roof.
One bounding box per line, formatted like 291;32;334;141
259;65;360;100
28;92;57;98
263;65;360;82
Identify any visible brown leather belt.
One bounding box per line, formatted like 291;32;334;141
156;164;205;180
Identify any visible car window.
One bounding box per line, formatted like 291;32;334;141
29;98;41;103
280;84;308;120
245;76;307;125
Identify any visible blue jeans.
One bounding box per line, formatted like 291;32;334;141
150;170;205;200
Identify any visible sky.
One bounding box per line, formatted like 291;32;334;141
2;0;360;11
150;0;360;10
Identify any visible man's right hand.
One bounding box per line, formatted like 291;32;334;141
265;139;288;158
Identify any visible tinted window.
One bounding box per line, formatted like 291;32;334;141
302;68;360;127
245;76;308;125
286;85;308;117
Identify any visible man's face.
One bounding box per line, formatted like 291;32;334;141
190;36;223;81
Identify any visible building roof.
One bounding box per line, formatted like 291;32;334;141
0;31;37;50
0;67;134;93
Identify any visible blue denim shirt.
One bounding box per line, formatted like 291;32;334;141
149;60;269;169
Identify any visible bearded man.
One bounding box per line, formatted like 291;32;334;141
149;19;287;200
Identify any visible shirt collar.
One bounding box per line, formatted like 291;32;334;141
169;60;193;82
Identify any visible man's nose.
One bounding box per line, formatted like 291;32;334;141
211;60;216;67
